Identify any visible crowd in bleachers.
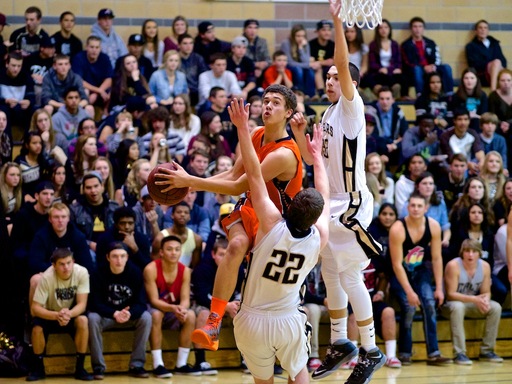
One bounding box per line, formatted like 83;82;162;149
0;4;511;380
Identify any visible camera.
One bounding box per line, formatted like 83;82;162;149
127;126;135;134
159;138;167;147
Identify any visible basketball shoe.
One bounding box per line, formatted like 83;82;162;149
312;339;358;379
345;347;386;384
191;312;222;351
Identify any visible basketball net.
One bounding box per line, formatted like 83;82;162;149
338;0;383;29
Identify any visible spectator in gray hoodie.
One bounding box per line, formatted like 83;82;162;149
51;86;91;141
91;8;128;69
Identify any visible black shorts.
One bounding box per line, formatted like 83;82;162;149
32;317;77;339
347;300;390;340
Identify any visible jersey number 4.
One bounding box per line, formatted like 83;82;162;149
262;250;305;284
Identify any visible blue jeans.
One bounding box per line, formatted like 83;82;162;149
413;64;454;94
288;66;316;97
390;266;440;358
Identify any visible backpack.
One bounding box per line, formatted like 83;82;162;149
0;332;29;377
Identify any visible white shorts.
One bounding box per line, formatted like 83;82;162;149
234;304;310;380
322;190;381;272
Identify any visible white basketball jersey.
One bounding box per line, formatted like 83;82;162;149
321;89;368;194
241;220;321;311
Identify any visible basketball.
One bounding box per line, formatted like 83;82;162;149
147;162;188;206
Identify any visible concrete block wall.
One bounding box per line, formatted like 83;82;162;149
2;0;511;81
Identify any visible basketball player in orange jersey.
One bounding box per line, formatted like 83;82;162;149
155;84;302;350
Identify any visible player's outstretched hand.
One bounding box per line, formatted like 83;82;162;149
306;123;323;160
228;98;250;133
290;112;307;137
155;161;189;193
329;0;341;17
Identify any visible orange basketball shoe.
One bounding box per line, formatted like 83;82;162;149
191;313;222;351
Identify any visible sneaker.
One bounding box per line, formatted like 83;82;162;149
153;365;173;378
196;361;218;375
174;364;202;376
26;359;45;382
274;364;283;375
128;366;150;378
454;353;473;365
385;356;402;368
191;312;222;351
345;347;386;384
479;351;503;363
341;356;358;370
307;358;322;372
312;340;358;379
426;355;453;366
92;367;105;380
74;367;94;381
240;361;251;374
398;355;412;366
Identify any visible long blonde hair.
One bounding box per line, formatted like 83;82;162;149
480;150;506;202
0;162;22;215
29;109;56;148
125;158;149;196
365;152;389;188
160;49;181;70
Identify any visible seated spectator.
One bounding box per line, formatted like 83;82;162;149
365;86;409;166
88;242;152;379
110;54;157;111
51;11;82;59
309;20;335;82
394;153;427;213
0;52;34;131
97;98;146;144
91;8;127;69
143;235;201;377
198;53;242;107
67;134;98;198
440;108;485;175
169;94;201;149
367;19;403;99
248;95;263;125
203;203;233;258
441;239;503;365
345;25;369;87
178;34;208;107
51;86;91;141
51;163;70;205
0;110;12;167
29;108;69;165
0;162;22;234
9;6;49;57
488;69;512;149
451;68;488;131
465;20;507;91
188;111;232;163
262;50;294;90
242;19;271;79
365;152;395;204
69;172;119;257
401;113;442;164
192;238;242;374
227;36;257;99
141;19;164;69
480;151;507;202
105;111;145;157
115;158;150;208
163;16;189;53
415;72;453;129
14;131;51;201
42;54;93;116
68;117;107;159
389;193;453;366
492;212;512;305
92;156;116;200
133;185;164;244
184;150;211;206
281;24;319;98
71;35;113;115
96;206;150;271
149;50;188;107
401;16;454;96
152;201;202;268
114;34;155;81
193;21;231;65
26;248;92;381
111;138;140;189
437;153;468;211
492;178;512;228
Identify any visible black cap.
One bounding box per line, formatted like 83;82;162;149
98;8;115;19
365;113;377;125
198;21;214;35
128;33;145;46
316;20;333;30
40;36;56;48
244;19;259;28
35;181;55;194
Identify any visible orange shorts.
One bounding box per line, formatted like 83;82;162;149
221;197;259;249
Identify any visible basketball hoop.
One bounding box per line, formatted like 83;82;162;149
338;0;383;29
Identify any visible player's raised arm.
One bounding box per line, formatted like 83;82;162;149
330;0;355;101
228;98;281;233
307;123;330;248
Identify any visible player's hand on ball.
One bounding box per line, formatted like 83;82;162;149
155;162;187;192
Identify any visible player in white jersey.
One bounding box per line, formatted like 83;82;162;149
291;1;385;383
228;97;329;384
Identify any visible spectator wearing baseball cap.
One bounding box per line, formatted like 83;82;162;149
309;19;335;83
227;36;258;99
114;34;155;81
91;8;127;68
242;18;271;78
9;6;50;57
193;20;231;64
